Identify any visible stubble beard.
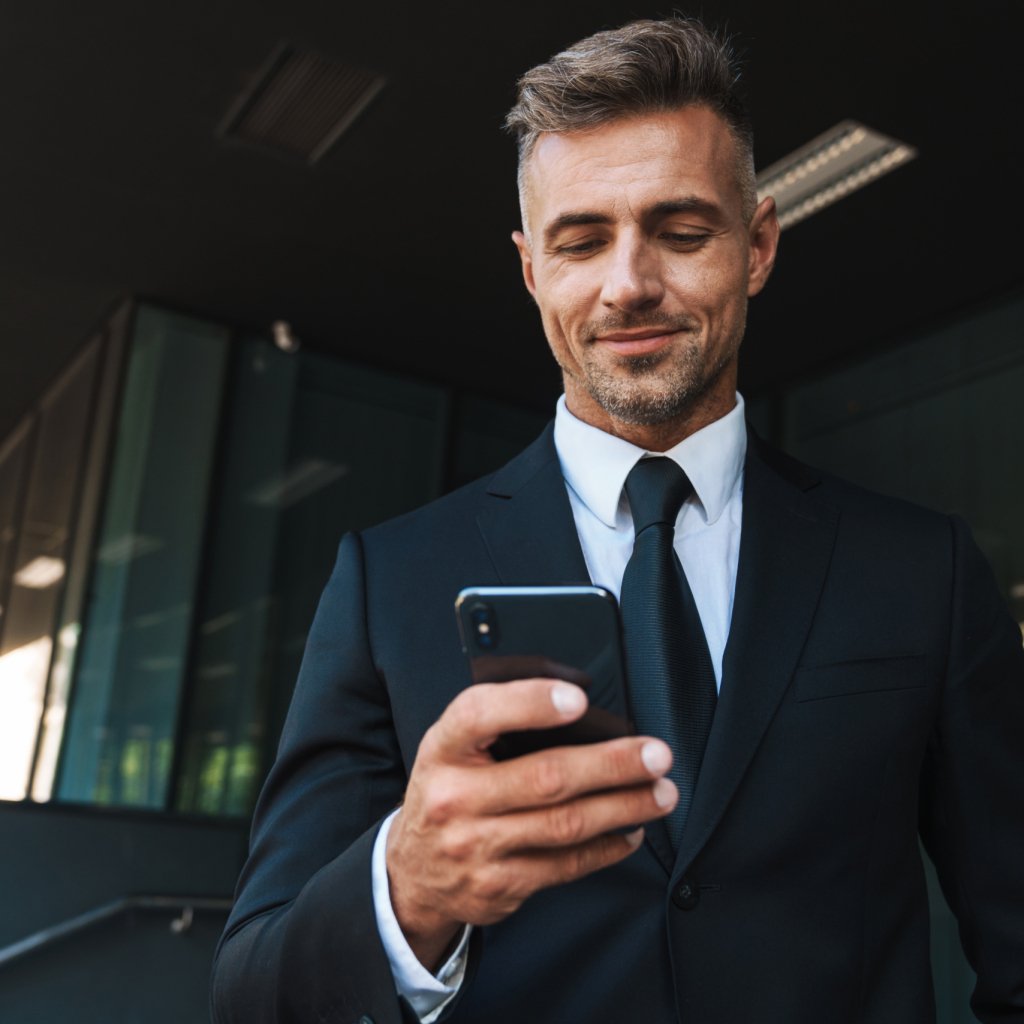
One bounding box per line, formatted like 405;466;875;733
569;318;744;427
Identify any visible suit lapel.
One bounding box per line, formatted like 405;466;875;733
673;436;840;878
476;426;678;872
474;426;839;880
475;424;591;586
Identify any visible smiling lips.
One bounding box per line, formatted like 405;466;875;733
594;328;681;356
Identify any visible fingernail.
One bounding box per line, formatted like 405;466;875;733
551;683;586;716
624;827;644;849
653;777;677;808
641;740;671;775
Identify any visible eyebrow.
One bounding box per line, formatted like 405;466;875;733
649;197;724;221
542;196;725;246
542;211;612;246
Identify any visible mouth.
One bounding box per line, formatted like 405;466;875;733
593;328;681;357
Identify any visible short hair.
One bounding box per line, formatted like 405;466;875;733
505;16;757;223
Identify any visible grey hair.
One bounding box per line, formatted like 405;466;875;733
504;16;757;225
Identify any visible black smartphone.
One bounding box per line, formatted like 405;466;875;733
455;585;633;760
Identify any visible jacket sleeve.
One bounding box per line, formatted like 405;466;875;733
210;532;418;1024
919;515;1024;1021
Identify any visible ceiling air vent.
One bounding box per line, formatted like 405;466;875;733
220;42;386;165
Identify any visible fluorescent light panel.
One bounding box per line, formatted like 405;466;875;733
757;120;917;230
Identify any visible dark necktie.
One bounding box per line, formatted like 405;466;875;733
620;457;717;846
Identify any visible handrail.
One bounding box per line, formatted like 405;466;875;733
0;894;233;969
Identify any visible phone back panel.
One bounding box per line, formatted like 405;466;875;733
456;586;631;740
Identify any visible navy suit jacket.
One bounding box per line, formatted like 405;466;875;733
212;425;1024;1024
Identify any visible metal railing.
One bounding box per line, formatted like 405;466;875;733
0;894;233;969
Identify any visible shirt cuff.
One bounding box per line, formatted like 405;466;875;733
371;809;471;1022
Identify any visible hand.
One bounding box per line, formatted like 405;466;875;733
385;678;677;969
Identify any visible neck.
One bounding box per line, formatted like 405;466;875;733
564;383;737;452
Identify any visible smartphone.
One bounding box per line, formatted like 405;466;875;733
455;585;633;760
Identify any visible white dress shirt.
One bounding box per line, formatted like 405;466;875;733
554;392;746;690
371;394;748;1019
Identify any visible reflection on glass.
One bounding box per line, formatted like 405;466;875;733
30;621;78;800
12;556;67;589
0;340;100;800
0;422;32;605
0;636;52;799
56;306;229;809
175;341;450;815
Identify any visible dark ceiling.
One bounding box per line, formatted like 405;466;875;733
1;1;1020;439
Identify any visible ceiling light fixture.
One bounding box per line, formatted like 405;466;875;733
756;120;917;230
221;42;386;165
13;556;66;589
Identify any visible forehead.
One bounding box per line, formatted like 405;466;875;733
523;106;742;229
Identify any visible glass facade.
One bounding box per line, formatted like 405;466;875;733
56;307;230;809
0;302;548;817
0;340;102;800
779;289;1024;618
173;340;453;816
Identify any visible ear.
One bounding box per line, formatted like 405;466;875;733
746;196;780;298
512;230;537;299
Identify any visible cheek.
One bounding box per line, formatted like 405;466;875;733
676;262;747;324
537;283;585;345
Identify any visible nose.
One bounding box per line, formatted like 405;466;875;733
600;237;665;312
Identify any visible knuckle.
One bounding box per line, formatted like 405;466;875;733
422;775;462;826
439;823;475;863
473;863;510;905
529;755;569;802
560;835;619;884
557;844;589;884
547;800;587;846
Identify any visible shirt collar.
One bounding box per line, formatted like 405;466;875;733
553;394;747;529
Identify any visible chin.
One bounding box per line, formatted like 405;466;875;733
583;354;734;428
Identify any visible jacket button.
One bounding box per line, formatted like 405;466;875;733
672;877;699;910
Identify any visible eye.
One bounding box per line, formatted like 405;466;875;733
662;232;709;248
554;238;606;257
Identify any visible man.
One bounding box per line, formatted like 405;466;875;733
212;17;1024;1024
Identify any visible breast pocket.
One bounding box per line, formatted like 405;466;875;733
794;654;927;702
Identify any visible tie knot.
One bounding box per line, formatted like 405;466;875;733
625;457;692;534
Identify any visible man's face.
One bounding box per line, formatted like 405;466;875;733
513;106;778;441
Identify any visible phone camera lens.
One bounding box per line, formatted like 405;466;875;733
470;604;497;649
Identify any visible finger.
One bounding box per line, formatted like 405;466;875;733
510;827;646;900
478;735;673;815
457;828;646;926
493;778;677;854
427;678;588;762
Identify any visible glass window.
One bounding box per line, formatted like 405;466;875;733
55;307;229;809
781;291;1024;610
174;342;450;815
0;341;100;801
0;421;33;629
